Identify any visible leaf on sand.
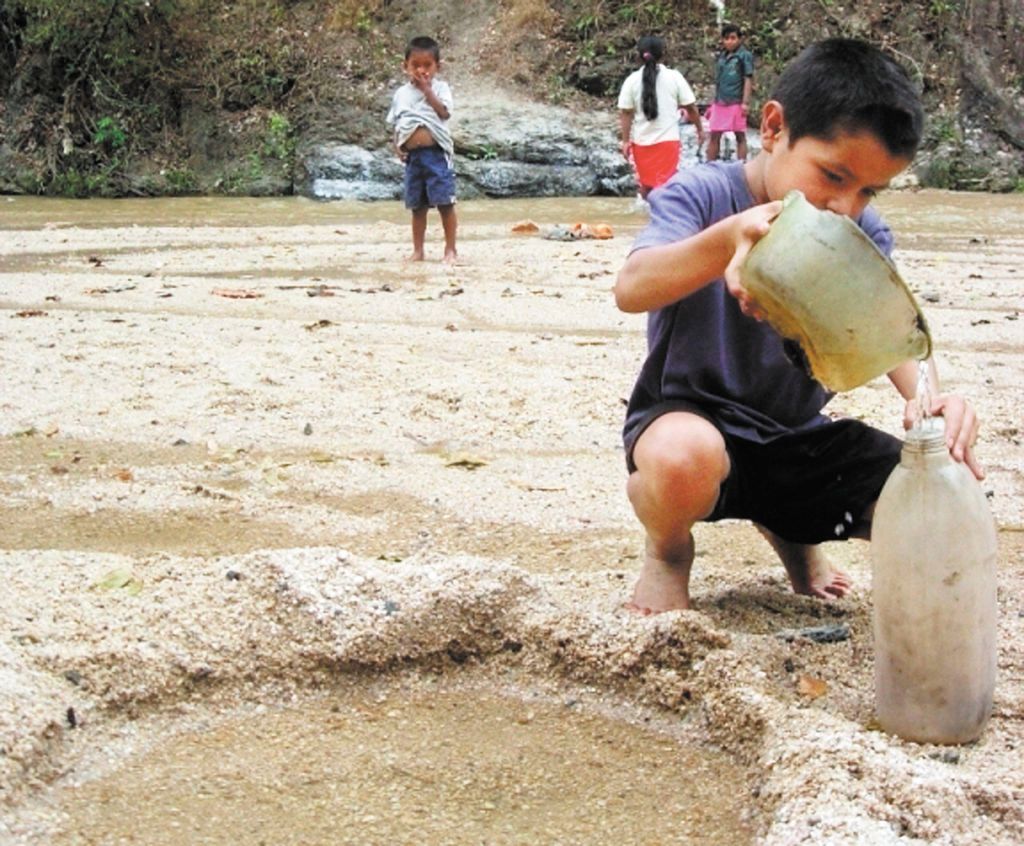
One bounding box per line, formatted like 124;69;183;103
260;462;290;484
212;288;263;299
304;319;334;331
796;675;829;700
512;478;565;492
85;283;137;295
94;567;144;595
444;452;489;470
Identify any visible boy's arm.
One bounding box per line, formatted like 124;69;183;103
392;133;408;162
412;78;450;120
619;110;634;158
386;91;405;160
741;49;755;114
681;103;705;146
887;358;983;479
614;201;781;314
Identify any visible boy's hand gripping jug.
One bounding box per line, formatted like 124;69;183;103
871;418;997;744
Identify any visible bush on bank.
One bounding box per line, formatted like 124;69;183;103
0;0;1020;196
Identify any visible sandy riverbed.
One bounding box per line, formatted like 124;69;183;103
0;191;1022;844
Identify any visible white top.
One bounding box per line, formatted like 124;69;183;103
617;65;697;145
386;78;454;162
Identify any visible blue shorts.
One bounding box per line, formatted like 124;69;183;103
403;146;456;210
624;400;901;545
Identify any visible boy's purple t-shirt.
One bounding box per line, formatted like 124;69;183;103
624;161;895;445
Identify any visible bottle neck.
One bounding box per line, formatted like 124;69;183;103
902;418;947;463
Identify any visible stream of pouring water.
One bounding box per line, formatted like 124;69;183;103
912;358;944;436
915;359;932;421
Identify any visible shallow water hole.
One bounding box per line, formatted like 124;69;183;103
39;672;757;845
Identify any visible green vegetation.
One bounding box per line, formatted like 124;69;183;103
93;117;127;151
929;0;958;15
264;111;294;160
0;0;1018;195
0;0;318;195
162;167;198;195
464;143;499;161
0;0;180;194
929;113;961;144
614;1;673;30
748;16;788;71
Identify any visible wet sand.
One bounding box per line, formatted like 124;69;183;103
1;192;1022;844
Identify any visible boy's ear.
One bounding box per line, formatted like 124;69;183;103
760;100;785;151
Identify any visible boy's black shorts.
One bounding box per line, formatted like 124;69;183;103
624;401;902;545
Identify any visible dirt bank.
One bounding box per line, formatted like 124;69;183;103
0;192;1022;844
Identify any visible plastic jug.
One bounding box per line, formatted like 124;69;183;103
739;190;931;392
871;418;997;744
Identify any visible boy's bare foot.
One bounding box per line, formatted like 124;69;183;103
442;249;458;265
625;536;694;614
787;551;852;599
405;251;426;262
757;528;852;599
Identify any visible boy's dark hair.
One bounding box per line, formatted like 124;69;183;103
637;35;665;121
721;24;742;38
405;35;440;61
771;38;923;159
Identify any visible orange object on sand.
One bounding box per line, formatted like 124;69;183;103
511;220;540;234
586;223;614;240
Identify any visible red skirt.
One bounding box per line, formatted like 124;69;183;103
631;140;682;190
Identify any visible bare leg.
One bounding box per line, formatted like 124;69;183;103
707;131;723;161
735;131;748;162
755;526;852;599
408;207;428;261
438;204;458;263
626;413;730;613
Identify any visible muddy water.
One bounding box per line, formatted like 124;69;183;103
51;683;754;846
0;193;649;230
4;186;1024;233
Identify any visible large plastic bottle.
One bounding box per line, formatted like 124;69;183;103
871;417;997;744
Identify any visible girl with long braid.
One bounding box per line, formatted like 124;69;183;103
617;36;705;198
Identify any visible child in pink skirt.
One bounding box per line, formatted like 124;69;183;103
707;24;755;161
